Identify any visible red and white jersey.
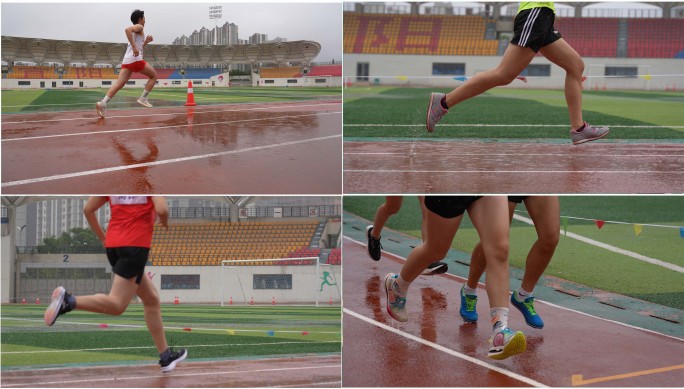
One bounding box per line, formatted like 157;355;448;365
122;31;146;65
105;196;155;248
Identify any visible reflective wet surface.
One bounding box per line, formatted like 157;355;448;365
2;101;342;194
343;237;684;387
344;141;684;193
1;355;341;388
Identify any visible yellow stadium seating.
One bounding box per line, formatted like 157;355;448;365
149;221;319;266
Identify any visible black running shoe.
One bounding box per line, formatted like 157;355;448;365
366;225;383;261
421;261;448;276
160;348;188;373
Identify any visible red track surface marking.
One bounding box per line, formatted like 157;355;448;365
1;355;340;388
343;237;684;387
343;141;684;193
2;101;341;194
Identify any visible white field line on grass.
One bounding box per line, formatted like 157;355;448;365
3;111;341;142
0;364;342;388
512;213;684;274
1;341;339;355
1;317;341;335
2;102;341;126
344;309;547;387
344;236;684;342
2;134;341;187
344;123;684;129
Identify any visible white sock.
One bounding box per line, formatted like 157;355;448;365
141;89;150;99
490;307;508;332
394;274;410;297
515;287;533;302
102;96;110;105
463;284;477;296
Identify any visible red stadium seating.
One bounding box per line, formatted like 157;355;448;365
627;19;684;58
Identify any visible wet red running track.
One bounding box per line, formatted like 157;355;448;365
2;101;341;194
343;141;684;193
1;355;340;388
343;236;684;387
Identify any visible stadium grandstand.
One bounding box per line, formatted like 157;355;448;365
1;37;342;89
343;2;684;90
1;196;341;305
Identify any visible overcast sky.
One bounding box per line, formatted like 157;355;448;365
1;2;343;62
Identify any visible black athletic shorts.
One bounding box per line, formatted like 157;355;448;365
511;7;562;53
508;196;529;204
106;247;149;284
424;196;482;219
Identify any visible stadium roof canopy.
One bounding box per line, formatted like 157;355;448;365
1;36;321;68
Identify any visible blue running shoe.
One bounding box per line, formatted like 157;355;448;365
459;285;478;323
384;273;408;322
511;291;544;329
488;327;526;360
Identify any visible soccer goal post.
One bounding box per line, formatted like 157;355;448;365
220;257;340;306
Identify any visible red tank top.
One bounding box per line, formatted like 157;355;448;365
105;196;155;248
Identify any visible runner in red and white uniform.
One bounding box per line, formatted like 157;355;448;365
96;9;158;118
44;196;187;373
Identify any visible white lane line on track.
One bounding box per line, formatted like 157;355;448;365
344;236;684;342
1;364;342;387
344;309;547;387
2;134;341;187
344;169;684;174
2;112;342;142
514;213;684;274
345;124;684;128
2;101;341;125
345;152;684;158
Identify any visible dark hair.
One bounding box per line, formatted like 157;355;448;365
130;9;144;25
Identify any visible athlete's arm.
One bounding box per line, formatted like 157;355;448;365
144;35;153;47
152;197;169;230
125;24;144;56
83;197;108;243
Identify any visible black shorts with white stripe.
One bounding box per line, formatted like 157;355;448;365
510;7;562;53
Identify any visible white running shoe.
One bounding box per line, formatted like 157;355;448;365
137;98;153;108
96;101;106;118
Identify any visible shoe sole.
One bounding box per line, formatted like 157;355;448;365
365;225;381;261
511;299;544;329
421;263;448;276
95;103;105;118
44;286;65;326
572;129;610;145
137;99;153;108
488;331;527;360
384;274;408;322
426;94;438;133
160;349;188;373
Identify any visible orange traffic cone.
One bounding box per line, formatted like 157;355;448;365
272;297;276;305
329;296;333;305
229;296;233;305
250;296;254;305
185;81;197;106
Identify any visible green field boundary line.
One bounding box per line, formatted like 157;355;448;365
513;214;684;273
343;137;684;144
1;317;341;335
345;123;684;128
